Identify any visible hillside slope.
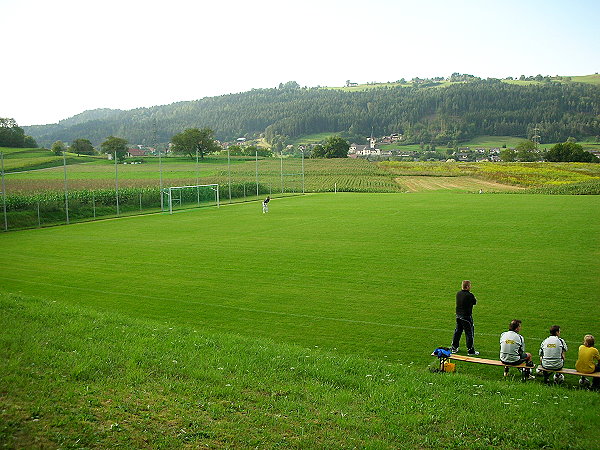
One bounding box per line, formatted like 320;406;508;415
2;292;599;448
25;77;600;148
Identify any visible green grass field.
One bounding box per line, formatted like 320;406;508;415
0;147;99;172
2;192;599;447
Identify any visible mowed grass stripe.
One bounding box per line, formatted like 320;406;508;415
1;192;599;366
0;272;590;347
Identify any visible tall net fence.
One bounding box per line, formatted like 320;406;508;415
1;151;306;231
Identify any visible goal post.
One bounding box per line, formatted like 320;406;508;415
161;184;220;214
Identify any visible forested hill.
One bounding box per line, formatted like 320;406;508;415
25;78;600;147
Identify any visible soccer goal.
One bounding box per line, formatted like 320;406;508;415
161;184;220;214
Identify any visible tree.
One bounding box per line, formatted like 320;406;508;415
51;141;67;156
100;136;128;161
23;135;38;148
544;142;599;162
170;128;220;159
279;81;300;90
0;118;26;147
70;138;95;156
500;148;517;162
311;144;326;158
320;136;349;158
515;140;538;162
226;144;245;156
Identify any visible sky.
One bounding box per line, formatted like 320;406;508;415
1;0;599;126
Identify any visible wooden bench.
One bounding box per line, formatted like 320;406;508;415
536;366;600;383
429;353;534;380
448;354;532;380
442;354;600;383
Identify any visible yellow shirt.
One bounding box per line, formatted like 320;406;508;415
575;345;600;373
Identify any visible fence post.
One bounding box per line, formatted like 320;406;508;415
196;149;200;206
228;148;232;203
1;152;7;231
37;201;41;228
115;151;120;216
301;149;305;194
63;151;69;224
280;153;284;194
139;192;142;211
93;191;96;218
255;150;259;197
159;145;164;211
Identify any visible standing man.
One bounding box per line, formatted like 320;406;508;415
500;319;535;380
451;280;479;356
262;195;270;213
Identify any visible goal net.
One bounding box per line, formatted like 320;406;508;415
161;184;220;214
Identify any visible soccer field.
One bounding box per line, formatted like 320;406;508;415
1;192;598;368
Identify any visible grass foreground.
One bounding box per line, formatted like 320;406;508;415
2;292;599;449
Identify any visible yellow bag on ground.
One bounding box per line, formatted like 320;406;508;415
443;362;456;373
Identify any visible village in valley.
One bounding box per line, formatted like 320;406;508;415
347;135;503;162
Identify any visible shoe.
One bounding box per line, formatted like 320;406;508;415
467;350;480;356
451;347;459;354
504;367;510;377
554;373;564;383
535;366;544;375
525;374;536;381
579;377;590;388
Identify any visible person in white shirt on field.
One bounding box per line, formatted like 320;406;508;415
537;325;568;383
500;319;535;380
262;196;270;213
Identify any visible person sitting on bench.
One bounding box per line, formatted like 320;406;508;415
576;334;600;389
537;325;568;383
500;319;534;380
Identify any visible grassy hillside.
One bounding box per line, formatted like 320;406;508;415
3;291;599;448
1;193;599;447
570;74;600;85
0;147;99;173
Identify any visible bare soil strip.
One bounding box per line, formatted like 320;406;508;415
396;176;525;192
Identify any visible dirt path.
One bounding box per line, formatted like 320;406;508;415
396;176;524;192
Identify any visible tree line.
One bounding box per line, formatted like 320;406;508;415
22;79;600;150
0;118;38;148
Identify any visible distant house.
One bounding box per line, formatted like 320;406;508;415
349;138;382;157
349;144;369;156
127;148;146;157
456;152;469;161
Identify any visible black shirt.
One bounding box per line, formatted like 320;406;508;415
456;289;477;317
